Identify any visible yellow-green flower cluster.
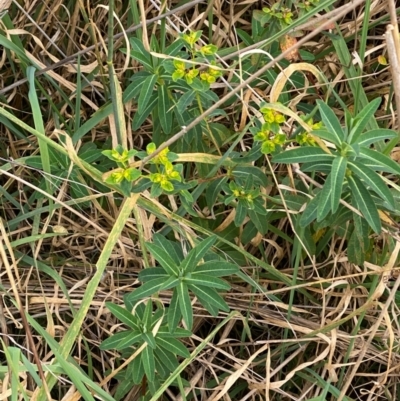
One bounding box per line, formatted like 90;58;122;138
109;168;140;184
172;60;199;84
146;143;182;192
200;65;222;84
254;123;286;155
262;5;293;26
296;119;323;146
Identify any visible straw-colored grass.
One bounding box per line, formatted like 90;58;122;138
1;0;400;400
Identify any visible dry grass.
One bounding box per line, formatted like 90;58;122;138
1;0;400;400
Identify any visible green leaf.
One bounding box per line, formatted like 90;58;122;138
158;84;173;134
132;93;158;130
330;156;347;213
153;234;183;265
234;202;247;226
142;346;155;383
180;236;217;274
130;354;144;384
272;147;334;164
142;332;157;349
348;213;370;265
188;284;230;312
167;290;181;333
316;99;344;143
159;276;180;291
157;337;190;358
127;278;168;302
348;161;394;208
232;166;269;187
139;267;168;282
179;248;198;274
354;129;397;148
158;327;192;338
146;243;180;276
154;346;179;372
106;303;139;330
348;97;381;143
359;148;400;175
185;275;230;290
176;90;196;115
299;193;320;227
317;174;333;222
206;177;228;211
138;74;158;114
142;299;153;329
124;71;151;101
177;282;193;329
348;175;381;233
100;331;139;350
301;161;333;173
129;51;153;71
116;332;142;350
193;261;238;277
311;129;342;147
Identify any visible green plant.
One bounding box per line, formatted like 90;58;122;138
125;234;239;331
272;98;399;235
100;300;191;389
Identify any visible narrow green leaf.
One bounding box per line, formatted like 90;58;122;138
142;332;157;349
330;156;347;213
158;84;172;134
348;175;381;233
302;161;333;173
142;346;155;383
234;202;247;227
138;267;168;282
146;243;180;276
154;346;179;372
100;331;131;350
157;337;190;358
132;93;158;130
137;74;158;114
311;129;342;147
354;129;397;148
129;51;153;71
158;327;192;338
153;234;183;264
317;174;333;222
316;100;344;143
188;284;230;312
142;300;153;328
130;354;144;385
115;332;142;350
168;290;181;333
193;261;238;277
130;37;151;57
177;282;193;330
206;177;228;210
360;148;400;175
348;161;394;207
127;278;168;302
272;147;334;164
184;275;230;290
299;193;320;227
176;90;196;115
105;303;139;330
232;166;269;187
180;235;217;273
348;97;381;143
159;276;180;291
